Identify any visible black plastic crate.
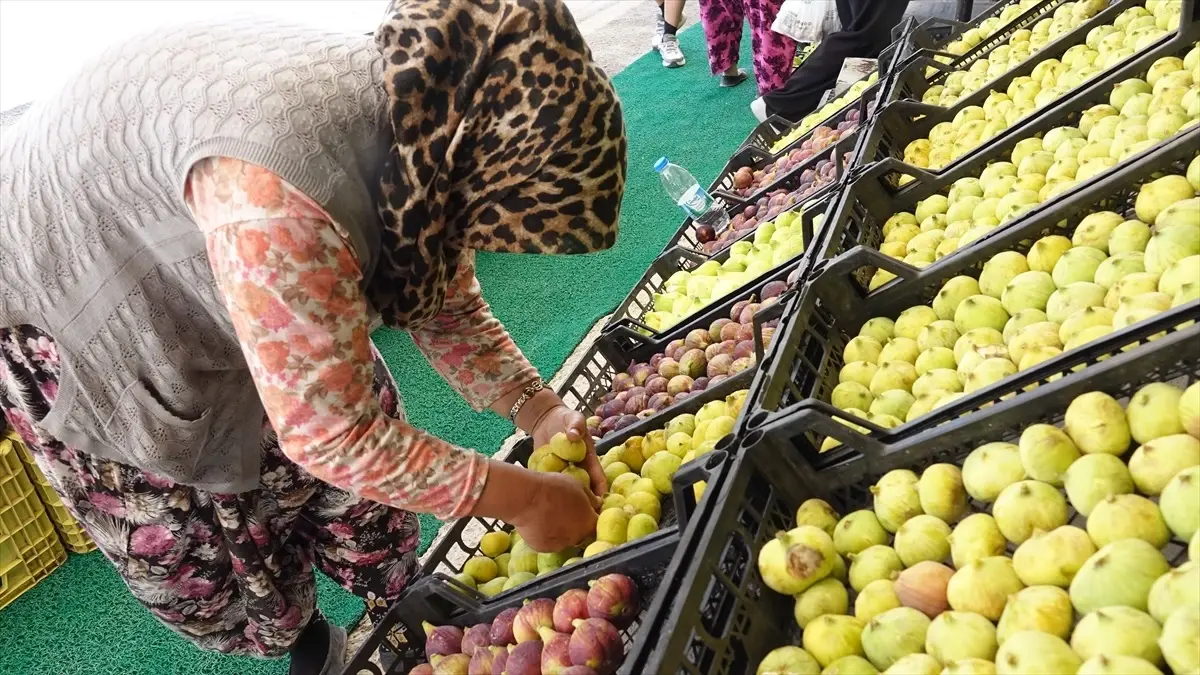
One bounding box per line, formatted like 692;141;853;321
341;450;729;675
812;122;1200;298
640;325;1197;675
662;137;853;256
612;193;834;337
859;0;1199;179
739;129;1200;445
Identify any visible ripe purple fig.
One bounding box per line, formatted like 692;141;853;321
461;623;491;657
730;300;751;322
735;323;756;342
468;646;502;675
671;345;689;361
408;665;433;675
657;357;681;379
431;653;470;675
705;342;725;360
695;224;717;243
733;340;755;361
598;417;621;437
728;357;753;375
599;391;618;404
513;598;555;643
612;415;639;431
504;640;543;675
720;322;742;342
692;377;710;392
679;349;707;379
596;401;623;420
613;391;630;404
667;375;694;396
762;281;788;299
490;607;519;646
737;304;761;325
586;574;639;628
423;622;463;661
623;393;648;415
644;375;668;395
707;354;733;378
684;329;711;351
709;318;733;342
648;353;665;369
744;205;758;218
708;374;728;387
491;647;509;675
538;627;574;675
664;339;685;356
553;589;590;633
569;618;623;674
647;393;674;411
586;416;602;436
611;373;634;393
629;363;655;386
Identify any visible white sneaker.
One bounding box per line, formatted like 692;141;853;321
660;34;686;68
652;14;665;49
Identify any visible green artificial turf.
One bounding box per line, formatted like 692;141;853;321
0;24;758;675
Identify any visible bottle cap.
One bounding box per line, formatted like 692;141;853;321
653;157;668;173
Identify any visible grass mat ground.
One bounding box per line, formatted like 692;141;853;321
0;25;757;675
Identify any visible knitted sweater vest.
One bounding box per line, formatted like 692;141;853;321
0;19;390;492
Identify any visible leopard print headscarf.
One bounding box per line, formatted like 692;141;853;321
371;0;627;328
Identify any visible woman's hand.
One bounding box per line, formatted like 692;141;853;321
511;471;600;553
532;405;607;500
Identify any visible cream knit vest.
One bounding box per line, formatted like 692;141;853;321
0;18;390;492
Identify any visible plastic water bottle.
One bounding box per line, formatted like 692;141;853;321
655;157;730;231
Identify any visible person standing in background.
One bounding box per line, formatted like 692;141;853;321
698;0;795;90
653;0;689;68
763;0;912;120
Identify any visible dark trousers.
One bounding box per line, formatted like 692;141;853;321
763;0;912;121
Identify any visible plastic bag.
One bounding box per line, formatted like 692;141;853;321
771;0;840;43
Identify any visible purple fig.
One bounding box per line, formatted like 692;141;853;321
707;354;733;378
623;393;648;415
692;377;710;391
469;646;502;675
647;393;674;411
585;416;602;436
538;627;574;675
684;329;712;351
504;640;543;675
718;339;737;355
729;300;750;322
709;374;728;387
598;417;621;437
670;345;689;362
599;391;618;404
491;646;509;675
408;665;434;675
657;357;681;379
513;598;556;643
679;349;707;379
664;339;685;356
423;622;463;661
613;391;630;404
695;224;716;243
611;373;634;393
667;375;694;396
612;415;639;431
735;323;755;342
596;401;623;420
586;574;639;628
569;618;623;674
704;342;725;360
629;363;654;386
431;653;470;675
733;340;755;361
762;281;788;299
648;353;664;369
644;375;668;395
490;608;519;646
728;357;753;375
461;623;491;657
709;318;733;342
673;391;693;403
554;589;590;633
720;322;742;342
737;303;761;325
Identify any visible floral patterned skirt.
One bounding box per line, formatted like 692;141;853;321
0;325;419;659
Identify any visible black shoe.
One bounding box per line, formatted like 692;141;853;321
720;69;748;88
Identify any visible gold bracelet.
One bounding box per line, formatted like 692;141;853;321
508;380;546;423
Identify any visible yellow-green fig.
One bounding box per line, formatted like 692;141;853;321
1148;561;1200;624
996;585;1073;643
793;577;850;629
1071;539;1170;614
1071;606;1163;666
1159;605;1200;675
917;463;968;523
803;614;866;668
949;514;1007;569
861;608;931;671
947;557;1025;621
926;611;998;664
1065;391;1132;455
1127;433;1200;495
757;526;837;595
855;578;901;624
1160;465;1200;541
995;631;1080;675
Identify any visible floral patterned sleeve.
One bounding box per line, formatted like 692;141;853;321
185;157;487;519
408;250;540;411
